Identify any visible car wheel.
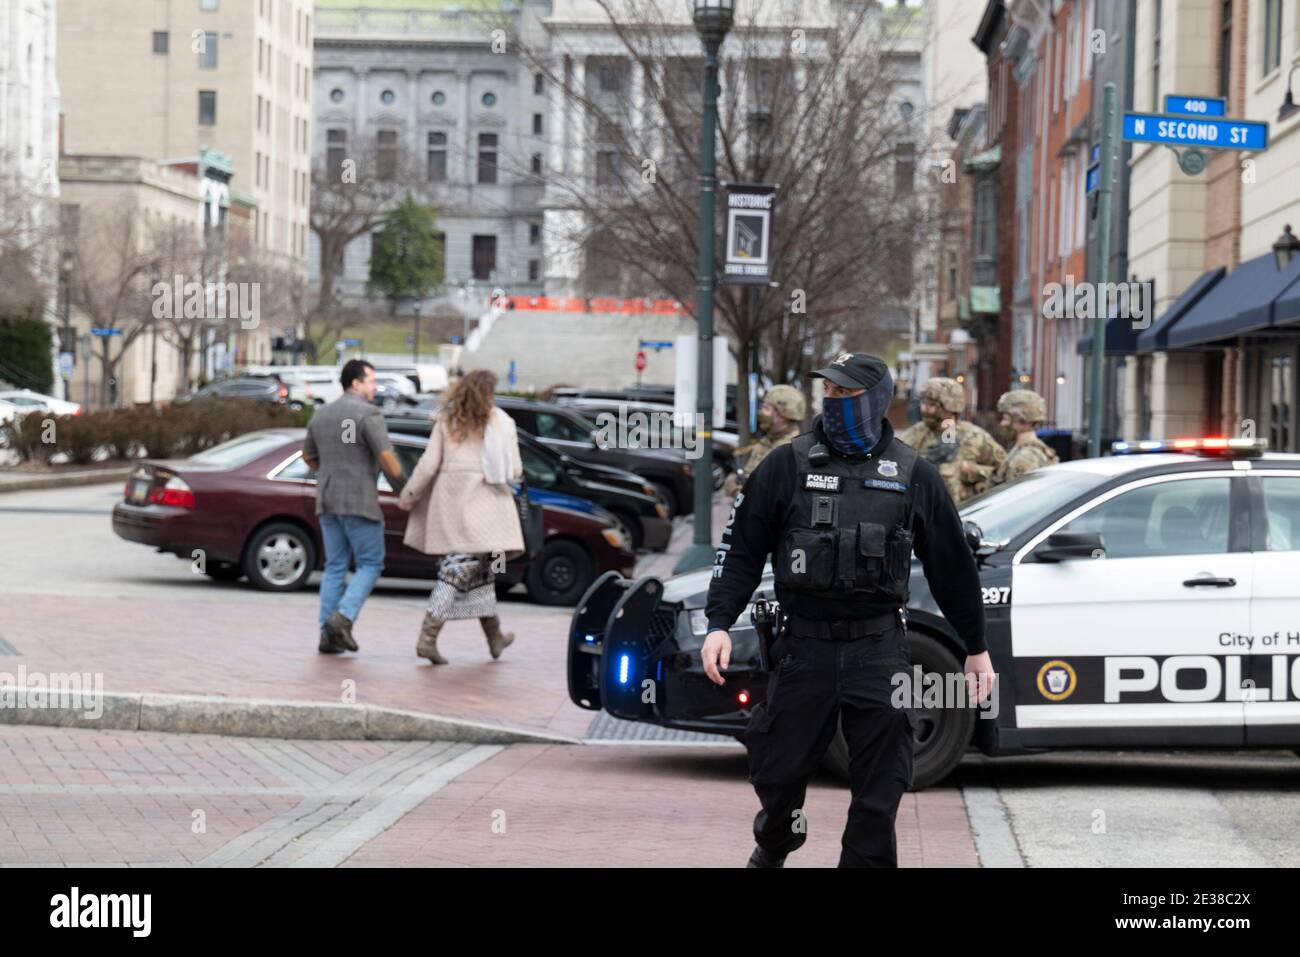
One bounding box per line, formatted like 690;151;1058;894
204;561;243;582
648;481;677;519
822;631;974;790
243;522;315;592
610;510;644;550
524;539;593;606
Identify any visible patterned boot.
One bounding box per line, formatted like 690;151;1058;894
416;613;449;665
480;616;515;660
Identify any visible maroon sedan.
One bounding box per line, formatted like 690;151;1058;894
111;428;637;606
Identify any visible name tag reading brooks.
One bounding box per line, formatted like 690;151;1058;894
805;473;841;491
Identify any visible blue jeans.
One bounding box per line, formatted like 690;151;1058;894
318;514;386;628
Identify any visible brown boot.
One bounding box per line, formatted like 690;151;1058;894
480;616;515;660
416;613;449;664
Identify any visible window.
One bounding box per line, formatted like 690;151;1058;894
598;63;622;92
481;92;497;107
533;113;543;135
199;32;217;69
1218;0;1233;101
1058;478;1232;559
529;259;540;282
595;151;621;186
330;88;344;103
431;90;446;106
535;412;594;443
380;89;395;105
200;0;219;10
1263;0;1282;76
427;132;447;182
533;73;544;95
152;31;169;54
1270;354;1293;450
471;235;497;280
893;142;915;195
520;444;557;485
1151;0;1162;108
529;223;540;245
198;90;217;126
530;153;542;175
377;129;397;180
477;133;498;184
1261;478;1300;551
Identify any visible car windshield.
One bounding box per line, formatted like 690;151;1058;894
959;468;1105;545
188;432;291;468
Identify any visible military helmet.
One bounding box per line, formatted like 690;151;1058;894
997;389;1047;424
919;377;965;414
762;384;806;422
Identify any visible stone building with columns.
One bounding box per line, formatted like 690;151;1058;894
312;0;548;310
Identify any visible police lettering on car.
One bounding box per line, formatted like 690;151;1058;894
699;352;995;868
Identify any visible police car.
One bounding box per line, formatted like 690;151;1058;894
567;437;1300;788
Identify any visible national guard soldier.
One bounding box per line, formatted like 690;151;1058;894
990;389;1059;486
897;376;1006;504
700;352;995;868
723;385;806;497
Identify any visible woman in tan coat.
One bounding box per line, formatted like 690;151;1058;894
397;369;524;663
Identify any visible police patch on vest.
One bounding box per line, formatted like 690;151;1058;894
805;473;841;491
877;459;899;477
863;478;907;493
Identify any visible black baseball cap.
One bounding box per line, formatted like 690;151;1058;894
809;352;890;390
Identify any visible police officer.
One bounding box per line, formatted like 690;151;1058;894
701;352;994;868
723;385;806;498
990;389;1059;486
897;377;1006;504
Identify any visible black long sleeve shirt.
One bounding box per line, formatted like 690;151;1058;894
705;418;988;655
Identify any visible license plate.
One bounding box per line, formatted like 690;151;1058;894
129;479;150;505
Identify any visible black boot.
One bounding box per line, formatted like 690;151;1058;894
746;845;787;868
323;611;358;652
318;628;347;654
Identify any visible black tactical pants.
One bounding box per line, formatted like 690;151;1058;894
744;624;916;867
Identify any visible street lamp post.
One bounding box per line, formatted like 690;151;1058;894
676;0;734;574
412;300;422;365
745;106;771;437
59;247;74;402
149;261;161;405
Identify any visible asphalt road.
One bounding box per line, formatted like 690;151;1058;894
4;482;1300;867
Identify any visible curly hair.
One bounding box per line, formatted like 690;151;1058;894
440;369;498;442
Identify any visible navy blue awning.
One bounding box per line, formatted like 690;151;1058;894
1077;315;1142;356
1165;251;1300;349
1136;267;1225;353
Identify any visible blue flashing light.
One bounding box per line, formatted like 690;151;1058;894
618;654;631;685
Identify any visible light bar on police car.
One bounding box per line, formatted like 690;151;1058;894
1111;437;1266;457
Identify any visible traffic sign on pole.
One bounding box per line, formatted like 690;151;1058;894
1122;112;1269;151
1164;94;1227;117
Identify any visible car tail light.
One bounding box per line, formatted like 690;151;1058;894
149;475;195;508
278;383;289;399
737;691;750;705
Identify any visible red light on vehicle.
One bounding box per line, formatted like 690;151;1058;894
278;383;288;398
148;476;195;509
1201;437;1228;449
737;691;750;705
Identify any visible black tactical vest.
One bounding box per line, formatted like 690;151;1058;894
772;433;918;603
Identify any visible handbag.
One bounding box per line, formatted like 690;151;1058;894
515;477;545;560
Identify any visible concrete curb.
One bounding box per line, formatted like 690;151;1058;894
0;689;583;746
0;468;131;494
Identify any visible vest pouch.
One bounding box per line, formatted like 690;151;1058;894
882;526;914;600
855;522;888;593
776;527;837;591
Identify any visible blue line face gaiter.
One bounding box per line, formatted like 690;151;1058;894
821;371;894;457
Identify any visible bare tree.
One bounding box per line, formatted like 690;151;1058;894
521;0;937;439
308;141;422;361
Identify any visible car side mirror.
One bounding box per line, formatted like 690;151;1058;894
1033;530;1105;563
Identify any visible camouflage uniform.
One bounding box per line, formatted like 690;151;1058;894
724;385;806;497
990;390;1058;486
897;377;1006;504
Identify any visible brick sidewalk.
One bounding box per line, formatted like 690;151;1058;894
343;743;979;868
